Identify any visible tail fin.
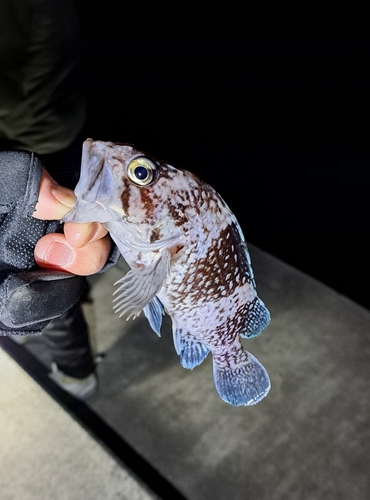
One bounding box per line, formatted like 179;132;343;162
213;349;270;406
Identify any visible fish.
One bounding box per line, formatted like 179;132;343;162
64;139;271;406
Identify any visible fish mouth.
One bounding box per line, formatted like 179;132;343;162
63;199;105;223
63;139;127;224
75;139;107;203
76;138;135;200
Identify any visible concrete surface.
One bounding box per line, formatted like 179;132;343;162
0;344;157;500
1;246;370;499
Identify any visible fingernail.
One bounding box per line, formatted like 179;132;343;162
45;241;74;266
51;186;76;208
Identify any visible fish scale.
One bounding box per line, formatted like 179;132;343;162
64;139;271;406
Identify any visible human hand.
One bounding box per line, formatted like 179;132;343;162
33;168;111;275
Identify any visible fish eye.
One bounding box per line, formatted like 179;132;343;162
127;157;156;186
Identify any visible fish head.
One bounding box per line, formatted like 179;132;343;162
65;139;169;222
63;139;190;251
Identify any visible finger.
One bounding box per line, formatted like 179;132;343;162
63;221;109;248
34;233;112;276
33;168;76;220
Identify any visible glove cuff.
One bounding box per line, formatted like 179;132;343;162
0;270;86;330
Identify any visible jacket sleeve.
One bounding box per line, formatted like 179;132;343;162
0;150;87;335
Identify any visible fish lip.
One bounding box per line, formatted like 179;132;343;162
62;199;103;223
63;199;123;224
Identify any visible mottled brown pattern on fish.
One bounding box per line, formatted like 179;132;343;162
139;187;157;220
149;227;162;243
120;177;131;215
220;223;254;285
167;223;253;307
167;203;189;227
181;184;201;214
155;161;175;180
210;302;253;346
170;299;251;351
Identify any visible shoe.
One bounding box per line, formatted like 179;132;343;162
10;335;29;345
48;362;98;400
10;333;41;344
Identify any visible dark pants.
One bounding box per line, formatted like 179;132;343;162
42;302;95;378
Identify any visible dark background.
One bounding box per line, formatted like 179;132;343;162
75;2;369;309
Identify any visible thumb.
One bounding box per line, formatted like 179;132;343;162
33;168;76;220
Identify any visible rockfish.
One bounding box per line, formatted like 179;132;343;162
64;139;271;406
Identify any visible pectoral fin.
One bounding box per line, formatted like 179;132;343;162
113;250;170;320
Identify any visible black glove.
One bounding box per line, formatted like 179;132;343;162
0;150;86;335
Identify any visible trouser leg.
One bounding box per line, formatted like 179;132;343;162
42;302;94;378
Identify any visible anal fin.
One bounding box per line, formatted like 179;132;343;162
173;326;210;369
